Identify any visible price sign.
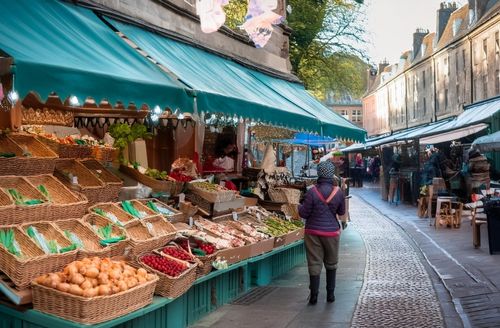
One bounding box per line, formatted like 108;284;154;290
232;211;238;221
179;193;185;203
189;216;193;227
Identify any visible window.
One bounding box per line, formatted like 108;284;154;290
456;82;460;104
339;109;348;118
445;56;449;76
422;70;426;89
483;75;488;99
462;49;467;68
352;109;362;122
445;89;449;109
496;31;499;62
436;62;440;81
455;52;459;75
423;97;427;116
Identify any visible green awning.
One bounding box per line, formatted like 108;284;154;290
0;0;193;111
248;70;366;141
107;18;324;133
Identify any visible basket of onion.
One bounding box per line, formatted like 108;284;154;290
32;257;158;324
176;237;217;278
139;251;197;298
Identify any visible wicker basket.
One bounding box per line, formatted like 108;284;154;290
195;252;217;278
0;188;14;224
54;159;115;204
143;215;177;237
277;188;301;204
82;214;129;258
0;135;57;176
124;220;172;258
31;275;158;324
137;198;185;222
188;183;236;203
120;165;185;196
0;225;49;288
79;159;123;200
92;146;119;163
281;204;300;220
268;188;288;203
26;175;88;219
138;253;197;298
117;200;157;220
55;219;112;259
37;136;93;159
89;202;136;226
0;176;50;225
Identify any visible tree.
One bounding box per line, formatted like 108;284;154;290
288;0;368;100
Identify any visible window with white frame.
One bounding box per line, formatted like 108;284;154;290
352;109;362;122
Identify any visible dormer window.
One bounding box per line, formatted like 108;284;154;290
420;44;426;57
452;19;462;37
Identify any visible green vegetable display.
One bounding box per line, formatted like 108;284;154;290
192;181;227;192
108;123;151;164
263;217;303;237
145;168;169;180
26;226;76;254
95;224;126;246
8;189;44;206
146;201;160;213
37;185;50;202
121;200;143;218
0;229;22;256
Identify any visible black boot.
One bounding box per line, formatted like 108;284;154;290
326;269;336;303
308;275;320;305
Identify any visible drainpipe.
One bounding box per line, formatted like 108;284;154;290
468;35;474;104
432;56;438;122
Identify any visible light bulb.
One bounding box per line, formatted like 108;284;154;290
178;113;185;120
153;105;162;115
151;114;159;122
7;90;19;104
69;95;80;106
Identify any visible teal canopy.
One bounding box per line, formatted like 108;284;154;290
108;18;323;133
0;0;193;111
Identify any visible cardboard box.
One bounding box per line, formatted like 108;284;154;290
248;237;275;257
274;228;304;248
186;193;245;217
217;244;251;265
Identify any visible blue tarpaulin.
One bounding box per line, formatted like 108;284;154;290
277;132;336;146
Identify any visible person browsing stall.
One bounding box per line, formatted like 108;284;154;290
298;160;345;305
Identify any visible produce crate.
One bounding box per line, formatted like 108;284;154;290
138;253;197;298
54;159;115;204
0;225;69;288
120;165;184;196
37;136;93;159
0;134;57;176
26;175;88;219
89;202;136;226
31;275;158;324
187;183;236;203
137;198;184;222
79;159;123;200
55;219;112;259
186;193;244;217
273;228;305;248
91;146;119;163
118;199;157;220
217;244;252;265
82;214;129;258
124;220;172;259
143;215;177;237
0;176;50;225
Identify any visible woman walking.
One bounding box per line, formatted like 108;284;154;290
299;160;345;304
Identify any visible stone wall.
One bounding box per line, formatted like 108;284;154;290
91;0;292;73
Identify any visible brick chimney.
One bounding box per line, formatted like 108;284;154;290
413;28;429;60
366;66;378;92
378;60;390;74
436;2;457;41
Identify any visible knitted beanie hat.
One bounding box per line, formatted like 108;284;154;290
317;160;335;178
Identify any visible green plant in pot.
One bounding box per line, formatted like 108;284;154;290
108;123;152;164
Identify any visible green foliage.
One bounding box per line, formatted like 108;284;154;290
224;0;247;30
288;0;368;99
108;123;152;163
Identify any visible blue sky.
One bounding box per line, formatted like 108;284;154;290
365;0;466;65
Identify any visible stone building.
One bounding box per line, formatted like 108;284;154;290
363;0;500;137
325;92;363;128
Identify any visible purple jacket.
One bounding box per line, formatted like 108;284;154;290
298;178;345;236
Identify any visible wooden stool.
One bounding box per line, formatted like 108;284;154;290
451;202;463;228
417;197;428;218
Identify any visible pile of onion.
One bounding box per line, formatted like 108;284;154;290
34;257;156;297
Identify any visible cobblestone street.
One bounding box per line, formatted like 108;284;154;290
192;195;453;328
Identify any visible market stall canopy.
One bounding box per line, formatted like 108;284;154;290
0;0;193;111
106;18;366;140
277;132;336;146
472;130;500;152
341;143;366;153
420;123;488;145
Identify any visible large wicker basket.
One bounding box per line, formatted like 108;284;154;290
268;188;288;203
0;225;76;288
79;159;123;201
89;202;137;226
277;188;301;204
91;146;119;163
55;219;113;259
0;188;14;223
54;159;114;204
188;183;236;203
124;220;172;259
117;199;158;220
137;198;185;222
26;175;88;219
0;176;50;225
82;214;129;258
143;215;177;237
120;165;184;196
138;253;197;298
37;136;93;159
0;134;57;176
31;275;158;324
